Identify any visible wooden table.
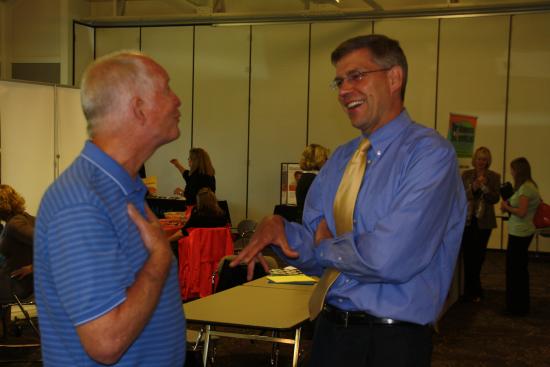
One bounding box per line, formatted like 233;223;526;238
183;280;314;366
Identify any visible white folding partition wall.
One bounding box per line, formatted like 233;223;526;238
74;22;94;87
193;25;250;224
0;81;86;215
95;27;140;58
374;19;439;129
247;23;310;220
56;86;88;174
141;26;194;198
0;81;54;215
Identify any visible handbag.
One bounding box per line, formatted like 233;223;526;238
533;200;550;229
500;182;514;201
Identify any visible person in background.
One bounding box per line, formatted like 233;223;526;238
34;51;186;365
500;157;540;316
296;144;330;221
170;148;216;205
460;147;500;302
0;185;35;336
232;34;466;366
169;187;228;242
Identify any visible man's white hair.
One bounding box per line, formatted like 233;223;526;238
80;51;155;137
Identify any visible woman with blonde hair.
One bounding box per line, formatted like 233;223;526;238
170;147;216;205
0;185;35;336
296;144;330;221
460;147;500;302
500;157;540;315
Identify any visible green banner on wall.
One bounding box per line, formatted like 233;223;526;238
447;113;477;158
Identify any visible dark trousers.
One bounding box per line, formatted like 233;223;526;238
506;234;533;315
461;219;492;300
309;310;433;367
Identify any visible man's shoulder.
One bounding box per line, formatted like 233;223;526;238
402;122;455;154
39;156;104;216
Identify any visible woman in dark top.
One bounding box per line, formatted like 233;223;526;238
169;188;228;242
170;148;216;206
0;185;35;335
296;144;330;221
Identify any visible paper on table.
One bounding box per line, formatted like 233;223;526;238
266;274;318;285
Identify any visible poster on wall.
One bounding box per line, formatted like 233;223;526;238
447;113;477;158
280;163;302;205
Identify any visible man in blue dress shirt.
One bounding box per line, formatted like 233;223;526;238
233;34;467;366
34;52;186;366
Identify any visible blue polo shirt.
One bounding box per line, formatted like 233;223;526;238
34;141;186;366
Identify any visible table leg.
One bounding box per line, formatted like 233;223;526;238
292;327;301;367
202;324;211;367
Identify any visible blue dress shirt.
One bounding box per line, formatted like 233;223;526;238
281;110;467;325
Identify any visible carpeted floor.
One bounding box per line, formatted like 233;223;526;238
1;250;549;366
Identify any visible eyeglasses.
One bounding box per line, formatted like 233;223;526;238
330;68;391;90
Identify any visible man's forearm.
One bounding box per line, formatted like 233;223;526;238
76;247;172;364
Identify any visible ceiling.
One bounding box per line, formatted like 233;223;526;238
82;0;550;25
87;0;550;13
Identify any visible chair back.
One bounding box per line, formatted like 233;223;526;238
178;227;234;300
214;254;277;293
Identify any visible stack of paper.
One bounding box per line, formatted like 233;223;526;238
266;266;318;285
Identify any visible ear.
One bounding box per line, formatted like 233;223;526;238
130;96;146;125
387;66;404;97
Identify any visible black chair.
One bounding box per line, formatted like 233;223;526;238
213;255;277;293
233;219;257;253
217;200;232;227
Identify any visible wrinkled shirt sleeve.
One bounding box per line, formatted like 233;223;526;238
315;140;464;284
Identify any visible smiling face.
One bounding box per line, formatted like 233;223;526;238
334;48;403;135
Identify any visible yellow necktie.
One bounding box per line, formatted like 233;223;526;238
308;138;371;320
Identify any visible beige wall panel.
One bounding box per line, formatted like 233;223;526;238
507;13;550;252
309;21;371;152
141;26;194;197
374;19;439;128
0;81;54;215
74;23;94;87
437;16;510;250
193;26;250;225
10;0;60;59
248;24;309;221
95;27;140;58
56;86;88;175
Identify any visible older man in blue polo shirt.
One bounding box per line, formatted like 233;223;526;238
34;52;186;366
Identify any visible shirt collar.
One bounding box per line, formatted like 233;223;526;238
80;140;146;197
363;109;412;160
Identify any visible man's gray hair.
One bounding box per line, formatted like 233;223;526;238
80;51;154;136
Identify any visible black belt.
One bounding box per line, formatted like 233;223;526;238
322;304;426;328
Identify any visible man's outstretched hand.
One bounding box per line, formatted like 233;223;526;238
230;215;299;280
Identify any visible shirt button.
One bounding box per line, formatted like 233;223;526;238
338;298;343;303
338;256;342;261
377;150;381;156
345;279;349;283
320;252;324;257
367;160;372;164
